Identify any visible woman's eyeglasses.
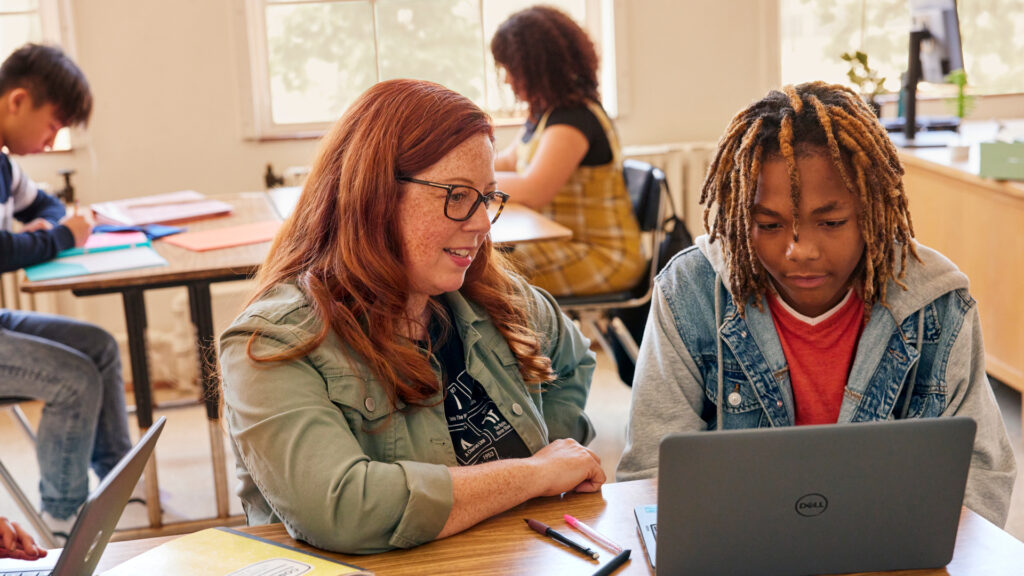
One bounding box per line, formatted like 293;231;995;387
398;177;509;224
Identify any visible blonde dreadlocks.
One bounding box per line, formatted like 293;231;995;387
700;81;918;317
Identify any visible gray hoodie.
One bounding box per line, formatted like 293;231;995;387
617;235;1017;527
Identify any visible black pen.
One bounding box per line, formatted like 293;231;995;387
591;548;631;576
525;518;600;559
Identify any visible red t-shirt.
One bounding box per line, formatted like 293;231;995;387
768;290;865;425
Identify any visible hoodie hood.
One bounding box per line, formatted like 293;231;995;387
695;234;968;325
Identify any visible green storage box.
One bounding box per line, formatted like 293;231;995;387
979;141;1024;181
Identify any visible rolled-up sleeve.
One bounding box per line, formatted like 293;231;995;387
220;316;453;554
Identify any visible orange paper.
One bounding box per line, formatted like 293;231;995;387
161;220;282;252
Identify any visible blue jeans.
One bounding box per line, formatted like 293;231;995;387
0;309;132;519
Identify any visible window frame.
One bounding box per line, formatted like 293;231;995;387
0;0;78;152
235;0;620;140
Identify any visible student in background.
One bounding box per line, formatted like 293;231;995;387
220;79;603;555
0;43;133;541
491;5;643;297
616;82;1016;526
0;516;46;561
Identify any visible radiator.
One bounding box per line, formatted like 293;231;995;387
622;142;718;239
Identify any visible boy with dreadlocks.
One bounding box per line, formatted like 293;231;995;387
616;81;1016;526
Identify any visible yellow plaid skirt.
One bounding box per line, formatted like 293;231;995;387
512;163;644;297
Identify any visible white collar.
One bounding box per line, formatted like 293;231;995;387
772;289;855;326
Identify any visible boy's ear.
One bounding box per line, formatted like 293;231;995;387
5;88;34;115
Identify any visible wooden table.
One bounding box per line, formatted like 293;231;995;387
898;120;1024;436
91;478;1024;575
20;192;277;532
267;185;572;245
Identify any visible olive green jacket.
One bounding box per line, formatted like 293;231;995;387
219;281;595;554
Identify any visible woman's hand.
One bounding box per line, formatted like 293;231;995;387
530;438;606;495
441;438;606;539
0;517;47;561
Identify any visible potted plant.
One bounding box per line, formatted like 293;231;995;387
944;68;975;123
944;68;975;161
841;51;886;116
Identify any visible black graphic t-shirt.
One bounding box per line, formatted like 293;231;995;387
429;316;532;466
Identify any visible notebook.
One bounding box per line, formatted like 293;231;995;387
0;417;166;576
23;245;167;282
102;527;371;575
91;190;232;226
638;418;976;576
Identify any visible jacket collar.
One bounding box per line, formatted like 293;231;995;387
696;234;968;325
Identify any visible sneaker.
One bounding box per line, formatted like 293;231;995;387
40;510;78;546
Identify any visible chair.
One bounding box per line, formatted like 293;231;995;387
0;397;58;548
556;159;673;381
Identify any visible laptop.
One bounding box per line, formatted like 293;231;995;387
0;416;166;576
636;417;976;576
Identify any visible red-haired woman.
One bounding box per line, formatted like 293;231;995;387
492;5;644;296
219;79;604;554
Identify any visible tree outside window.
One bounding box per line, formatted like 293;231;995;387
249;0;605;136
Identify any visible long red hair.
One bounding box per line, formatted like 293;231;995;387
247;79;555;410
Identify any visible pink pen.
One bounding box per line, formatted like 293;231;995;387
564;514;624;554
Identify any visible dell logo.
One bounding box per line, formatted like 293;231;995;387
795;493;829;517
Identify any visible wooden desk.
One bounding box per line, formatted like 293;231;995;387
898;121;1024;433
20;192;276;531
93;478;1024;575
267;186;573;245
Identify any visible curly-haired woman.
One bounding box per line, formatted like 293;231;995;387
492;5;644;297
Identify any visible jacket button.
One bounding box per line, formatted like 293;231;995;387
512;403;523;415
727;392;742;407
364;397;376;412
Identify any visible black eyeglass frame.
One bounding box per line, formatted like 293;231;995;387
398;176;509;224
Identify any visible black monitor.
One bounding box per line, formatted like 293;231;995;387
891;0;965;148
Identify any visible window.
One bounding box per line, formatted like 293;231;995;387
240;0;616;138
0;0;75;150
780;0;1024;98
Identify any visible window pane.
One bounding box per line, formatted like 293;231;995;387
0;14;41;59
481;0;587;117
958;0;1024;95
265;1;377;125
376;0;483;103
782;0;1023;98
0;1;39;12
781;0;907;96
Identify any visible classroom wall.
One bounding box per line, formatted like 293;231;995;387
12;0;781;381
17;0;780;204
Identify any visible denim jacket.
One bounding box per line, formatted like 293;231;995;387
617;235;1016;527
220;280;594;554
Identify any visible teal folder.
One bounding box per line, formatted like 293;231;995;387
25;242;167;281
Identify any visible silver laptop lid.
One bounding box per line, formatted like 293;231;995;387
51;416;165;576
656;417;975;576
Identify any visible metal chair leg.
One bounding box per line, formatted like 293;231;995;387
10;404;36;442
608;316;640;363
0;456;57;548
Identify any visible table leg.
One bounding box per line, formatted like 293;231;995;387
187;282;230;518
123;289;162;528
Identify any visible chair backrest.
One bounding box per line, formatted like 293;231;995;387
622;159;665;233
